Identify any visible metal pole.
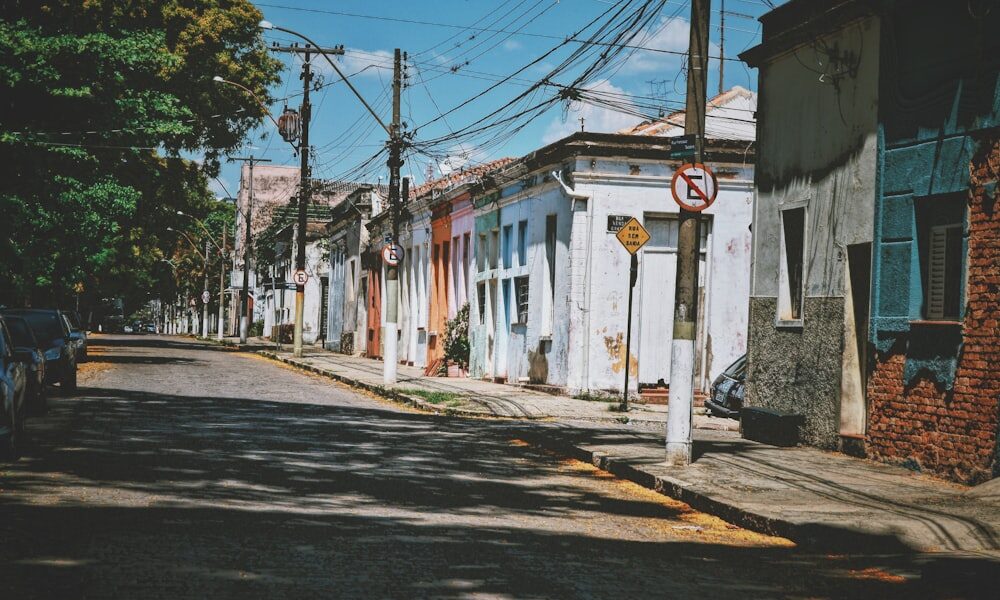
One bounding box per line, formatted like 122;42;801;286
202;239;210;338
293;48;312;358
622;253;638;412
217;224;226;340
666;0;709;466
383;48;403;385
241;159;254;343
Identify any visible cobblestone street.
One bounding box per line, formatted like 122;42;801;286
0;335;933;598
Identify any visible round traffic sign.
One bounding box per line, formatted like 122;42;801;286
292;269;309;286
670;163;718;212
382;243;405;267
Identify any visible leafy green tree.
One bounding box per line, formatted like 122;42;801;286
0;0;280;315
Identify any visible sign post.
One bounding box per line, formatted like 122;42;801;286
615;217;650;411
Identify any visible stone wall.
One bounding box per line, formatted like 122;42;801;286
745;297;845;449
866;137;1000;484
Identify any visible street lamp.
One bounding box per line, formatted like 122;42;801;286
257;19;390;359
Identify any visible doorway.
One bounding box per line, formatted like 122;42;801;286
840;243;871;437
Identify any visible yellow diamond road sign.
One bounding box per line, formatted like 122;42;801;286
615;217;650;255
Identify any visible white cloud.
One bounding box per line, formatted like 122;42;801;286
208;176;235;200
613;15;720;75
502;39;522;51
312;48;394;79
542;80;641;144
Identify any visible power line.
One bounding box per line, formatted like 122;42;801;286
255;2;747;62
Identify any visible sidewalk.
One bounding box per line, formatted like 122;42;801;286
219;336;736;430
213;335;1000;558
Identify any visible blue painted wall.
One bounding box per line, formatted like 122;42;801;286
870;0;1000;385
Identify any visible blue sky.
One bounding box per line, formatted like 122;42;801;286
213;0;779;197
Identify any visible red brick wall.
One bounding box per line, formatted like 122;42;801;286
866;137;1000;484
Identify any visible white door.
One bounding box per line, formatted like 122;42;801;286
638;217;678;386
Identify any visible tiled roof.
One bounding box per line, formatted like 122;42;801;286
408;157;516;200
617;86;757;140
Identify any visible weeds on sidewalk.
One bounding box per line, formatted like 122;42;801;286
400;388;464;407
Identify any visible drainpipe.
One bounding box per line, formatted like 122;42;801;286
552;169;594;393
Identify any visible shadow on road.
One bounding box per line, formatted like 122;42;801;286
0;336;992;598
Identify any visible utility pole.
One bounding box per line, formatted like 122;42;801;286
269;43;344;358
383;48;404;385
217;224;227;341
666;0;710;466
719;0;725;95
202;239;210;338
230;155;272;343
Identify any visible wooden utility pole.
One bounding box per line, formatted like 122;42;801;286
665;0;710;466
230;155;271;343
383;48;404;385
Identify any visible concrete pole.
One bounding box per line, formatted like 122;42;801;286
202;239;210;338
666;0;709;466
293;49;312;358
217;224;226;340
383;48;403;385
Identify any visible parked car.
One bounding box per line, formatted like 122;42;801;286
1;309;77;395
0;317;28;458
705;354;747;419
3;315;46;414
61;310;88;362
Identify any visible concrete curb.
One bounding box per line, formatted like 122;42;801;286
515;428;925;552
255;350;513;420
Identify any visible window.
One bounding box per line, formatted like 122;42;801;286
442;240;451;302
477;282;487;324
517;220;528;266
778;207;805;322
542;214;557;335
452;235;461;304
489;229;499;270
462;233;471;301
925;224;964;320
463;232;471;278
502;224;513;269
478;233;488;272
514;276;529;325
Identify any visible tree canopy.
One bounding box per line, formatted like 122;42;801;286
0;0;281;315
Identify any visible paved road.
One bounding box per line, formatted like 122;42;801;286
0;335;937;598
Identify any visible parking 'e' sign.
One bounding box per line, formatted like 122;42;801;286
670;163;718;212
615;217;650;255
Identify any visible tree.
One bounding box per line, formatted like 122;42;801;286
0;1;280;314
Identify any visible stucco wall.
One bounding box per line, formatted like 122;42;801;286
746;15;880;443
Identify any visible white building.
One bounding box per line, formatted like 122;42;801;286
469;126;756;396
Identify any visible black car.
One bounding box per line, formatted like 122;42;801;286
3;315;47;413
0;317;28;458
61;310;88;362
1;309;77;395
705;354;747;419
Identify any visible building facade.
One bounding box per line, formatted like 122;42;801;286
742;0;1000;483
468;132;755;396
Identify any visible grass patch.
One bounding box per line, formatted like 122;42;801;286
399;388;464;405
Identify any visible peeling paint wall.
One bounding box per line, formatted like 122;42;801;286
745;14;880;445
468;153;754;393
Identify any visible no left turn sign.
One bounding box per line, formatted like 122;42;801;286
670;163;718;212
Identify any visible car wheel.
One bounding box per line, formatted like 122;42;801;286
61;366;77;396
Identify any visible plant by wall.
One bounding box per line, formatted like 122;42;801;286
443;302;470;372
